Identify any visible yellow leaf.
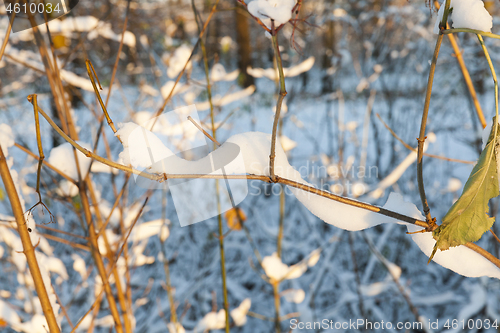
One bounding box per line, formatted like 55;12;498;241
0;187;4;201
225;207;247;231
52;35;68;49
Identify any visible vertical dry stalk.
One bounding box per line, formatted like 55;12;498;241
151;0;221;124
28;21;129;327
87;182;133;333
105;0;132;109
27;18;69;134
0;9;15;62
191;1;229;331
272;282;281;333
0;146;61;333
269;22;287;182
417;36;444;223
433;1;486;129
79;183;125;333
161;189;178;325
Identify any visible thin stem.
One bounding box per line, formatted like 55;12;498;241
0;10;15;63
434;0;485;128
32;94;45;196
439;0;452;29
417;32;444;223
69;200;147;333
192;1;229;331
27;95;54;222
362;231;421;322
37;224;87;240
272;282;281;333
269;22;287;182
40;232;90;252
151;0;220;127
0;146;61;333
277;77;285;258
376;114;475;165
87;181;132;333
14;143;76;183
277;187;285;258
490;229;500;245
161;189;178;324
443;28;500;41
348;233;365;319
79;182;125;333
51;282;74;329
26;8;69;136
105;0;131;109
188;116;220;146
86;60;118;134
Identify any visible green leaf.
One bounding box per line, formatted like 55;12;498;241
430;120;500;260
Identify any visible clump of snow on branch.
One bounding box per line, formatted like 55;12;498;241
262;252;307;281
247;0;296;29
283;289;306;303
230;298;251;326
196;309;226;331
433;0;492;34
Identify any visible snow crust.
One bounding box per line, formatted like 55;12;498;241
433;0;492;34
247;0;296;29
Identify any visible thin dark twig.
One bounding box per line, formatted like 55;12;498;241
151;0;221;127
85;60;118;134
376;114;475;165
0;10;16;62
26;94;55;224
188;116;220;146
